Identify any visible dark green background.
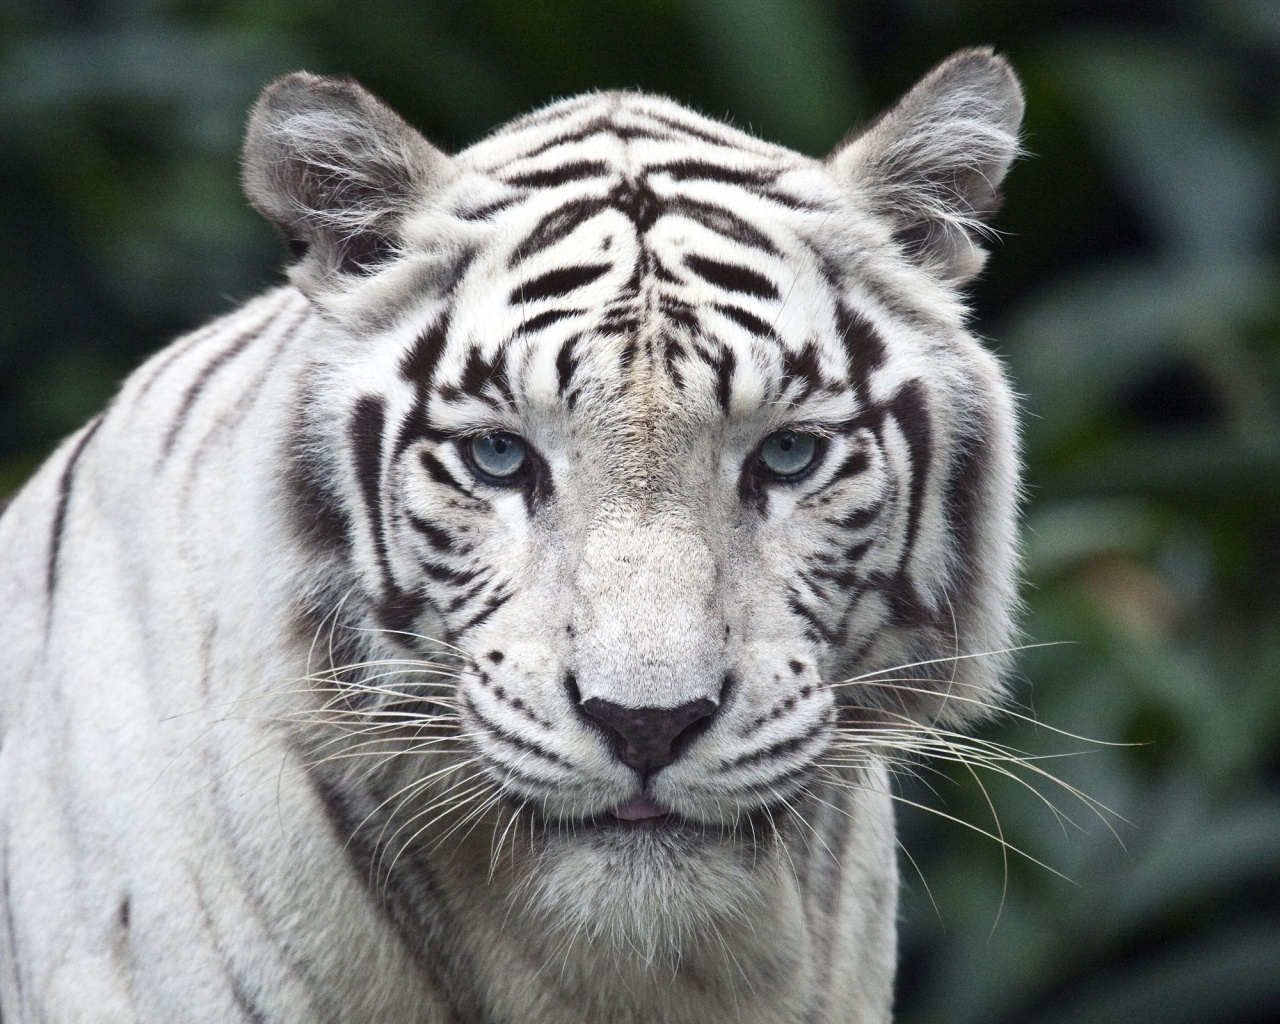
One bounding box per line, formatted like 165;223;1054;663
3;2;1278;1022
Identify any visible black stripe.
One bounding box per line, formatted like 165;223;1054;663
418;450;472;495
394;312;454;460
456;195;519;221
349;397;396;599
512;196;608;261
46;414;104;598
227;969;272;1024
726;720;826;770
666;196;778;253
608;179;661;232
511;263;610;305
826;446;872;485
780;341;825;399
661;336;685;389
438;348;513;407
505;160;610;188
455;591;511;636
131;316;226;404
715;302;777;340
399;313;451;388
446;578;490;613
649;159;775;188
2;840;27;1020
660;295;698;332
470;700;567;767
521;117;615;159
612;124;671;143
161;318;275;457
943;394;994;609
806;560;861;589
645;112;744;149
376;589;427;634
420;559;484;587
824;501;882;531
886;381;932;579
835;301;887;398
787;590;840;645
684;254;779;300
555;334;581;394
518;307;581;335
287;429;352;557
406;512;457;553
711;345;736;413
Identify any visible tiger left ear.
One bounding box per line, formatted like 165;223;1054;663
827;48;1024;286
242;72;455;282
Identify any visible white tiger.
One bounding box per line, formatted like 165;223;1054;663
0;49;1023;1024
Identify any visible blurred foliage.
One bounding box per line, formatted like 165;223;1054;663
2;1;1278;1022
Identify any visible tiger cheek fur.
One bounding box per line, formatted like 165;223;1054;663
0;50;1023;1024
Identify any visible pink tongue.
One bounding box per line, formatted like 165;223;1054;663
611;796;668;822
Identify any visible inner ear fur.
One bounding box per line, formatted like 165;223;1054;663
242;72;453;280
827;48;1024;285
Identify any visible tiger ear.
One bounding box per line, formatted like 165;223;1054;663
827;48;1024;286
242;72;454;280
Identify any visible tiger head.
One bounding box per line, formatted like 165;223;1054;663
243;51;1023;957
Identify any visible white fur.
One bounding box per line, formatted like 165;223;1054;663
0;49;1023;1023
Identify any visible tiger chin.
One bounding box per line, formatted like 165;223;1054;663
0;48;1024;1024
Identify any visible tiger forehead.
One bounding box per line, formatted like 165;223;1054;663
393;93;884;430
428;248;858;429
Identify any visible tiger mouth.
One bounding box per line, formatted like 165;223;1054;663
526;796;783;844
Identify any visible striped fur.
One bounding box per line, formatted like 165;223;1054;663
0;50;1023;1024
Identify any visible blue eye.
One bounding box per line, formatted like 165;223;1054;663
759;430;819;479
468;432;527;481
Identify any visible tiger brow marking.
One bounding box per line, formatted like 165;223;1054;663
555;334;581;394
836;300;888;399
44;413;105;602
778;340;825;399
393;310;453;460
710;345;736;413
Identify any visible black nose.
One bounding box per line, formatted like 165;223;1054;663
578;696;718;779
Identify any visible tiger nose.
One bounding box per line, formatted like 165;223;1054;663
578;696;718;779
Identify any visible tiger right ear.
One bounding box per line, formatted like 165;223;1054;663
827;48;1024;286
242;72;454;281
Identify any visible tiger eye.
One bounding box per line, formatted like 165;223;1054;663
759;430;819;479
468;432;527;481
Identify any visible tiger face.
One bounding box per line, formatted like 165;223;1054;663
246;53;1023;955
